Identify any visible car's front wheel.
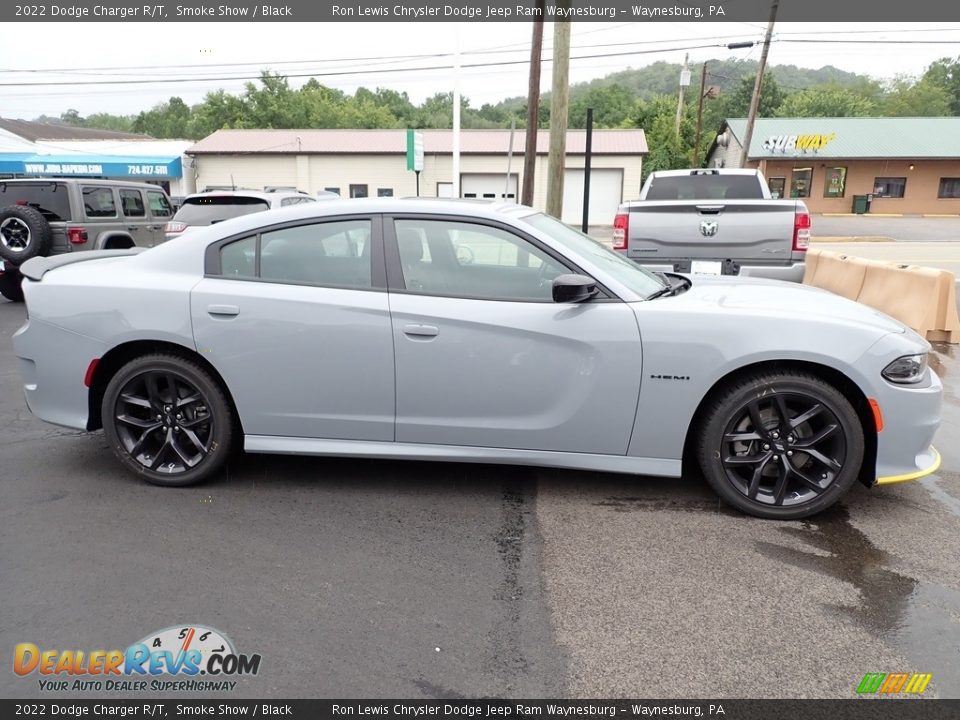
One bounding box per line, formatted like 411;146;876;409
697;371;864;519
102;354;234;486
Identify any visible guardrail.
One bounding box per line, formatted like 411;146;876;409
804;248;960;343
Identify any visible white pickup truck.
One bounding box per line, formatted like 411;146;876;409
612;168;810;282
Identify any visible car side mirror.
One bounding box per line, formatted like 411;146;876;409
552;274;598;303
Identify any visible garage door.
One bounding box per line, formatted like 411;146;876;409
562;168;623;226
461;173;518;200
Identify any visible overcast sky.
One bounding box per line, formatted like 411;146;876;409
2;22;959;119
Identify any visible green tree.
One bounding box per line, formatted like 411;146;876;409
132;97;192;138
568;84;635;128
882;76;951;117
923;57;960;115
776;85;877;117
717;72;785;119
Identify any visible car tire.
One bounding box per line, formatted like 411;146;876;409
697;371;864;520
102;353;234;487
0;205;53;263
0;271;24;302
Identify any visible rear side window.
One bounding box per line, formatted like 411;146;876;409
119;190;145;217
216;220;373;290
83;187;117;218
174;196;270;225
0;182;72;221
645;174;764;200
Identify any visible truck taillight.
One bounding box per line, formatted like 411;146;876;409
165;221;187;234
612;213;629;250
67;227;87;244
793;211;810;251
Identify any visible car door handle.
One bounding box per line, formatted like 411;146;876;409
126;225;139;231
207;304;240;317
403;324;439;337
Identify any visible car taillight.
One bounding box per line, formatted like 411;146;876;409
793;211;810;251
67;227;87;244
165;221;187;234
612;212;629;250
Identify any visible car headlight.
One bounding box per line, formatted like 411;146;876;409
882;353;928;384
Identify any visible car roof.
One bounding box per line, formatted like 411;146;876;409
0;178;170;190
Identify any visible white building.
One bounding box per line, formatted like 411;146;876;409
186;128;647;226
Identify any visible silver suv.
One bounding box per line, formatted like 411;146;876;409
0;178;175;301
164;189;319;241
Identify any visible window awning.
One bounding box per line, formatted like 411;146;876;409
0;154;182;178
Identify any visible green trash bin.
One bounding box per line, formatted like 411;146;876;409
853;195;870;214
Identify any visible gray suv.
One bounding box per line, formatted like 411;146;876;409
0;178;174;301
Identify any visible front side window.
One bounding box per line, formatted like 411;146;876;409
394;219;567;301
147;191;173;217
823;167;847;198
259;220;372;288
82;187;117;218
119;189;145;217
938;178;960;199
873;177;907;199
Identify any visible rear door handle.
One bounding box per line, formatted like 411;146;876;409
126;226;138;231
403;324;439;337
207;304;240;317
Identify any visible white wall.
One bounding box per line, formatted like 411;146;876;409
193;151;643;218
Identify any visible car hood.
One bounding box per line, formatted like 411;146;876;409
665;274;909;335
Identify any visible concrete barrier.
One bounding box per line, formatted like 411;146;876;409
804;248;960;343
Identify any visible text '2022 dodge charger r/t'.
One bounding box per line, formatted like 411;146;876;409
12;198;941;519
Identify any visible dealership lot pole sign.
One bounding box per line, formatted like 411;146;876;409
407;129;424;196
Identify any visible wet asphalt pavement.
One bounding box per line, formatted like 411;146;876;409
2;297;959;700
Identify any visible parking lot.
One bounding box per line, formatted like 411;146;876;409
2;281;960;699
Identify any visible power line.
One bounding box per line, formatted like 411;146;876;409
0;42;736;88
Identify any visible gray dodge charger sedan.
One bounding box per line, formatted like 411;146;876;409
12;199;941;519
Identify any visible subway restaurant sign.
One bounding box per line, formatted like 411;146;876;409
761;132;838;154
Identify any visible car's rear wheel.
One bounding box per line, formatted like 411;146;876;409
0;271;24;302
697;371;864;519
102;354;234;487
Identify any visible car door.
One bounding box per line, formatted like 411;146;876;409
118;188;152;246
81;185;124;246
385;215;643;455
145;189;174;245
190;215;395;441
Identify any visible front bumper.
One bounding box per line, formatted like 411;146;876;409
876;446;940;485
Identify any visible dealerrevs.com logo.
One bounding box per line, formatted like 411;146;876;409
13;625;262;692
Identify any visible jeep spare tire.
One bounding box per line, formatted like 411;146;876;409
0;205;53;263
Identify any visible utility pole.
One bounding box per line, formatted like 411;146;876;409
546;16;571;220
521;2;544;207
693;62;708;167
675;53;690;138
739;0;779;167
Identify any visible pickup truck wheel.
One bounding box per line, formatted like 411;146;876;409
0;271;24;302
102;354;234;487
697;371;864;520
0;205;53;263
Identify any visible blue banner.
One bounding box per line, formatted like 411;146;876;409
0;154;182;178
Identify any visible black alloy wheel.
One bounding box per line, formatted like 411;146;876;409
698;371;864;519
103;354;234;486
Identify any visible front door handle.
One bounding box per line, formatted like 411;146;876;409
403;324;439;337
207;304;240;317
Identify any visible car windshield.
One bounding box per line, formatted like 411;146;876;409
173;195;270;225
520;213;666;298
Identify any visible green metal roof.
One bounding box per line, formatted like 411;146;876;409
725;117;960;160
